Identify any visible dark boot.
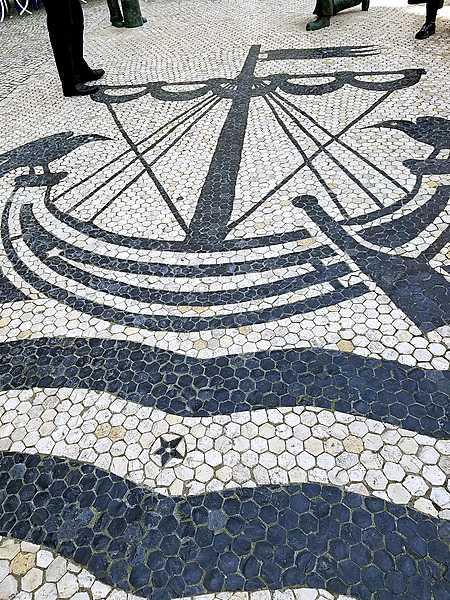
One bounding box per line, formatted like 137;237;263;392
63;83;99;97
361;0;370;10
415;21;436;38
306;15;331;30
79;68;105;82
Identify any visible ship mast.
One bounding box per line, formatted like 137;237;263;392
185;45;261;250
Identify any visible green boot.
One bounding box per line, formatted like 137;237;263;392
107;0;124;27
306;16;331;30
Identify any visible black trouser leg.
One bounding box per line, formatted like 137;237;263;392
42;0;78;91
107;0;124;24
42;0;92;91
425;0;439;23
69;0;91;80
313;0;333;16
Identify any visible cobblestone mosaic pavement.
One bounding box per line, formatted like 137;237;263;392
0;0;449;598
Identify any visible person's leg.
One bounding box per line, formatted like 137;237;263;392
332;0;366;14
307;0;333;30
69;0;91;80
426;0;440;22
42;0;100;96
415;0;440;38
107;0;124;27
69;0;105;83
42;0;78;92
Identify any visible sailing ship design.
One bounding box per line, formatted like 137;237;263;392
1;45;449;334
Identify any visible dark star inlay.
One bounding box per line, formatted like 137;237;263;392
153;435;186;466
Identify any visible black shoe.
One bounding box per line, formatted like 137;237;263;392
80;69;105;83
361;0;370;11
415;22;436;39
306;16;330;30
63;83;99;97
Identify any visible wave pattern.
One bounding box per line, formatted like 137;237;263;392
0;388;448;519
0;338;448;438
0;536;357;600
0;453;449;600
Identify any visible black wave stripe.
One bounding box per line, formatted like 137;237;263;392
2;202;367;331
0;270;28;303
62;243;337;278
0;453;448;600
0;338;448;438
45;257;352;306
24;204;337;278
296;195;450;334
21;205;352;306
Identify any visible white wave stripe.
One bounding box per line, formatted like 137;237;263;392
11;237;347;318
0;537;355;600
62;255;317;293
32;199;323;265
0;297;449;370
0;389;448;519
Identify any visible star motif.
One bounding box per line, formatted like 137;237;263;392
153;435;185;467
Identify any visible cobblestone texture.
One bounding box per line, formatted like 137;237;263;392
0;0;449;599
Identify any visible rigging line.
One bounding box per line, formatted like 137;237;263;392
227;89;395;232
273;90;410;196
342;148;431;226
132;94;217;150
90;97;223;228
66;94;218;214
51;93;215;205
65;94;218;214
100;102;188;231
88;169;147;222
145;96;223;168
262;94;349;218
269;93;384;209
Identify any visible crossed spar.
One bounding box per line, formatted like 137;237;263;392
45;45;423;248
6;44;448;333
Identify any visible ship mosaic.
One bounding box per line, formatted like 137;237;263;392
0;1;449;600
